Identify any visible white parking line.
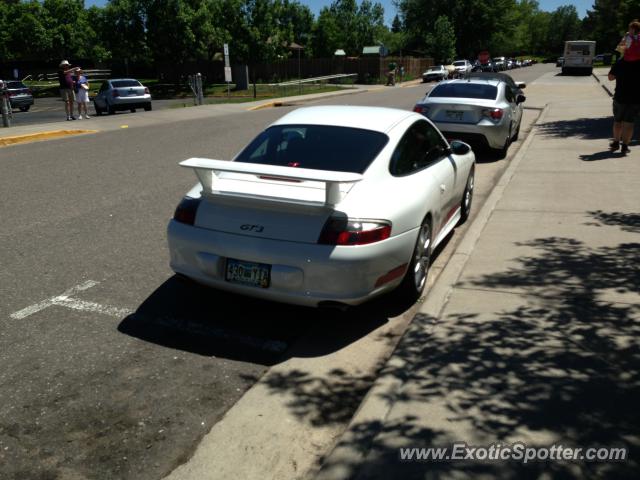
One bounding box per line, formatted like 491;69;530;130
9;280;131;319
10;281;288;353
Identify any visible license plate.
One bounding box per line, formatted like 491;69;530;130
225;258;271;288
446;110;464;121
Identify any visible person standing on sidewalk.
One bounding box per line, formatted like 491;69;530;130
58;60;76;121
607;54;640;154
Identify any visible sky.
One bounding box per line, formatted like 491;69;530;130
84;0;593;26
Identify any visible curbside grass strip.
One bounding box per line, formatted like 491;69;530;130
315;103;551;480
0;129;98;147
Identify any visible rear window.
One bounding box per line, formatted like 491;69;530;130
6;82;26;89
453;61;466;66
111;80;141;88
430;83;498;100
234;125;389;174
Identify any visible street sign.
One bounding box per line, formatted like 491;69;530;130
224;43;230;68
224;67;232;83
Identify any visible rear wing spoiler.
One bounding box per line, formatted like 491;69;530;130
180;158;363;207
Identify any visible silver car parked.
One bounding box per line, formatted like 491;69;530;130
93;78;152;115
413;77;525;157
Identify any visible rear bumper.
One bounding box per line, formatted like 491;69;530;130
433;120;509;149
110;95;152;109
9;96;34;108
167;220;417;307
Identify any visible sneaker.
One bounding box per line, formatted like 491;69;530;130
71;116;76;120
77;115;83;120
609;140;620;151
84;114;90;119
621;143;630;154
66;116;72;121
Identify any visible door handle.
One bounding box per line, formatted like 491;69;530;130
440;184;446;193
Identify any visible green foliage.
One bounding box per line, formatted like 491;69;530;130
425;15;456;63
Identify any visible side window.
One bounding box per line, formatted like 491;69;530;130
99;82;108;93
390;121;448;176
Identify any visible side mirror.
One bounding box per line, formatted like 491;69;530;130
449;140;471;155
517;94;526;104
515;81;526;89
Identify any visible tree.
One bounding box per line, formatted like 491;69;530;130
426;15;456;63
546;5;582;53
391;14;402;34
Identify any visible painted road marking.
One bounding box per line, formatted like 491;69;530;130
0;130;98;147
10;280;131;320
10;280;288;353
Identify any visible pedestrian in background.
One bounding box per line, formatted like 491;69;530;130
58;60;76;121
609;21;640;154
74;68;90;119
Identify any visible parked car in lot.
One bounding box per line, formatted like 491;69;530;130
167;106;476;307
452;59;473;76
422;65;449;82
556;56;564;67
494;57;507;71
473;60;497;72
413;75;526;157
1;80;34;112
93;78;152;115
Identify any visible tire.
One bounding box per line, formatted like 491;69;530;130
458;167;475;225
495;125;511;158
19;106;30;112
108;103;116;115
94;102;102;116
512;121;520;141
130;108;136;113
396;217;432;302
144;103;152;111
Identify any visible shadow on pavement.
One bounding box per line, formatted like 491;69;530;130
318;210;640;479
117;274;416;366
579;150;624;161
537;116;612;140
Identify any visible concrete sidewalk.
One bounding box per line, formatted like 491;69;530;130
317;72;640;479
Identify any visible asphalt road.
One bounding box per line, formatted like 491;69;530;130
0;64;556;480
8;97;191;127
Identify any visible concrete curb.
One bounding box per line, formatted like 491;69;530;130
245;87;367;111
0;129;97;147
315;103;551;480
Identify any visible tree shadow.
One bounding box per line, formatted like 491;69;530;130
537;116;612;140
309;210;640;478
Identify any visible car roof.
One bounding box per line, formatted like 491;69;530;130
466;72;517;86
108;78;141;83
438;78;502;87
270;106;417;133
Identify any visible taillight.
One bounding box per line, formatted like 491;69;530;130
173;197;201;225
413;105;430;116
318;218;391;246
144;87;149;94
482;108;503;120
112;90;120;97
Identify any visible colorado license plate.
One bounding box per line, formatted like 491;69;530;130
225;258;271;288
446;110;464;121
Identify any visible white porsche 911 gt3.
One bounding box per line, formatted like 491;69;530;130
167;106;475;307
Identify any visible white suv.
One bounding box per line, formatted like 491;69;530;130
452;60;472;76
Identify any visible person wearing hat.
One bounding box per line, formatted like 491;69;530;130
58;60;76;120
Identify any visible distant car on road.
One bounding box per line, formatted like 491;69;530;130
422;65;448;82
167;106;476;307
556;56;564;67
452;60;473;76
1;80;34;112
494;57;507;71
413;76;526;157
594;54;604;62
93;78;152;115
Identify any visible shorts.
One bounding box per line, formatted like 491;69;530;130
60;88;75;102
613;99;640;123
76;89;89;104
